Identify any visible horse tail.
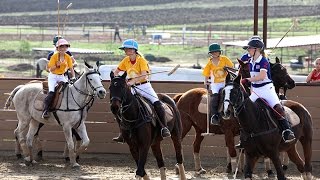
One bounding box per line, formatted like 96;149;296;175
4;85;24;109
173;93;184;103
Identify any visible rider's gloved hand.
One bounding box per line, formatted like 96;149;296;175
241;78;251;87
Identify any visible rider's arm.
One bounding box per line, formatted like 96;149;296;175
248;70;267;82
306;69;315;83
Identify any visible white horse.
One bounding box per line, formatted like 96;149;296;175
35;58;49;78
8;63;106;168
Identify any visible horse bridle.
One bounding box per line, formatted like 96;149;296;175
223;82;246;115
73;70;103;96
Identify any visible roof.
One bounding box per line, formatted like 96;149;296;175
32;48;114;54
223;35;320;49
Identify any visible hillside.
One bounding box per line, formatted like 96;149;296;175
0;0;319;26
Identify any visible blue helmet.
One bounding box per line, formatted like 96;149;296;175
247;36;264;50
119;39;138;50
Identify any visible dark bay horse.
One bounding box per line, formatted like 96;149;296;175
109;71;186;180
221;74;313;180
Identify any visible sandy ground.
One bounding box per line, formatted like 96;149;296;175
0;150;318;180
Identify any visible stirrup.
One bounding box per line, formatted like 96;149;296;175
112;135;125;143
282;129;296;143
210;114;220;125
161;127;171;138
235;143;244;149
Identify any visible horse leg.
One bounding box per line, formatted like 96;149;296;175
74;123;89;161
193;131;206;175
171;131;186;180
286;146;308;179
299;136;313;180
62;126;78;168
269;153;286;180
34;123;44;161
244;154;258;180
280;152;289;171
25;119;40;165
64;128;82;162
14;115;32;166
263;157;275;178
151;141;166;180
224;130;237;173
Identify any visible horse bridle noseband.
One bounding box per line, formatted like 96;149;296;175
224;82;246;115
73;70;103;97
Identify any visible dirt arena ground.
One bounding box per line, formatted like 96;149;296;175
0;150;318;180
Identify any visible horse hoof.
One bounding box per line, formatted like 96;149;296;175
24;160;33;166
16;154;22;159
267;170;274;177
282;165;288;171
195;168;206;175
65;157;70;163
226;163;232;173
72;163;80;169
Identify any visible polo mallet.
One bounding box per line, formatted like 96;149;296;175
57;0;60;36
128;64;180;80
233;148;243;179
271;23;295;52
62;3;73;36
201;70;214;136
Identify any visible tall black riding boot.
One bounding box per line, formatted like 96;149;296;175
42;91;54;119
153;101;171;138
274;104;296;143
210;93;220;125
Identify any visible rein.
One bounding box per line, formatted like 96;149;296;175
53;70;101;128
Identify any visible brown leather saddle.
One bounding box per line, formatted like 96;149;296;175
34;81;66;111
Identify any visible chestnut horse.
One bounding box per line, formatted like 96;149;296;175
109;71;186;180
221;74;313;180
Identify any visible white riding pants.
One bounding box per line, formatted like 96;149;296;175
249;83;280;108
131;82;159;104
210;82;225;94
48;73;67;92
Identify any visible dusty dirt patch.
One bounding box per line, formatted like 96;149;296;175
0;150;318;179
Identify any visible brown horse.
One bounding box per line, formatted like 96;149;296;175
173;88;242;174
222;74;313;180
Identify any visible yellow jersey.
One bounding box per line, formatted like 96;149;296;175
47;52;73;75
117;55;149;83
202;55;234;83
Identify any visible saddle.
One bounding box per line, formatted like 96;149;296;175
135;95;174;126
33;81;66;111
255;99;300;127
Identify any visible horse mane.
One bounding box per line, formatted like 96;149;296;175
173;93;183;103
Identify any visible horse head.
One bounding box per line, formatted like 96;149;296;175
109;71;130;114
75;62;106;99
270;57;295;94
221;74;245;120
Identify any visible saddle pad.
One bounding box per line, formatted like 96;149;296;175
284;106;300;127
139;99;157;127
34;91;46;111
162;103;174;123
198;95;208;114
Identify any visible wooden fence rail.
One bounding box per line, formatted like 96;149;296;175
0;78;319;161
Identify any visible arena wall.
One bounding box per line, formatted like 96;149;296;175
0;78;319;161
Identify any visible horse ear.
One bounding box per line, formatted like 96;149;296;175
110;71;115;79
234;74;241;84
84;60;93;69
121;71;127;79
237;58;245;67
275;57;280;63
